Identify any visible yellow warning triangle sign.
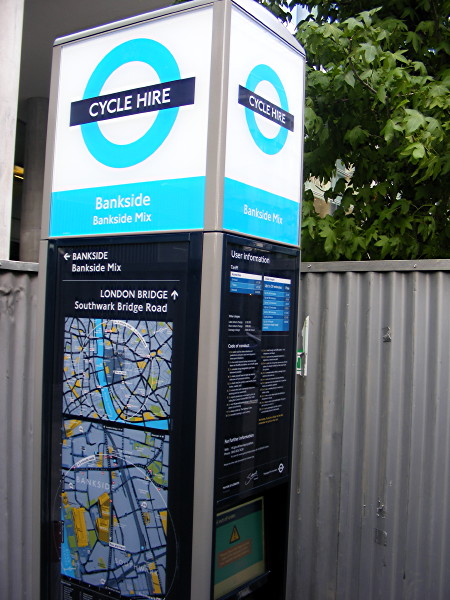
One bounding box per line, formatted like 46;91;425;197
229;526;240;544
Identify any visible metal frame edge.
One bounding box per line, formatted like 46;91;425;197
53;0;217;47
41;44;62;242
203;0;231;232
301;259;450;273
190;232;224;600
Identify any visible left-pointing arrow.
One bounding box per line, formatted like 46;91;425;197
64;253;70;260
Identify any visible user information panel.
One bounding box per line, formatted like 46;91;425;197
216;236;299;502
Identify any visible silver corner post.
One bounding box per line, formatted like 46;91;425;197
191;232;224;599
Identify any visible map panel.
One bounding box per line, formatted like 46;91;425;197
61;419;170;598
63;318;172;429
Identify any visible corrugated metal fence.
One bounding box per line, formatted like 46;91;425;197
0;260;39;600
289;260;450;600
1;259;449;599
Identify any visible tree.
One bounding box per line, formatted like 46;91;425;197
266;0;450;260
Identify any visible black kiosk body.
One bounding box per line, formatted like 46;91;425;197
39;1;305;599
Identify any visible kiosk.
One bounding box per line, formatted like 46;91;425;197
39;1;305;598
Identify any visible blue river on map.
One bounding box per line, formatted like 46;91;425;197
94;319;168;430
61;521;75;578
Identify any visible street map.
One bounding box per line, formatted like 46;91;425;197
61;419;170;598
63;318;172;429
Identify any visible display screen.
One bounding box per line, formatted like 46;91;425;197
216;236;299;501
44;234;202;600
214;498;265;599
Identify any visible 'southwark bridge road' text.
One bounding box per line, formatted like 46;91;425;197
73;300;168;313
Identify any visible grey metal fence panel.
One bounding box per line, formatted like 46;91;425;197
1;260;450;600
291;263;450;600
0;262;38;600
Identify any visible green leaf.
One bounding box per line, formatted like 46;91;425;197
360;69;373;81
399;142;426;159
377;85;387;104
416;20;435;35
412;143;426;159
344;70;356;88
323;225;337;254
333;177;347;195
363;43;378;63
345;17;363;33
304;106;318;132
345;125;370;148
425;117;441;134
406;31;420;52
404;109;426;134
322;23;342;40
392;51;409;65
360;10;373;27
412;61;427;75
429;84;449;98
382;119;395;143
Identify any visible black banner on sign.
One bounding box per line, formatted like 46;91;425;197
238;85;294;132
70;77;195;126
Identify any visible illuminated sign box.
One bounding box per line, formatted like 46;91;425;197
41;3;304;599
47;0;305;246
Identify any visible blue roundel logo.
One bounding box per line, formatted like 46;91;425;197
81;39;180;168
244;64;289;155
